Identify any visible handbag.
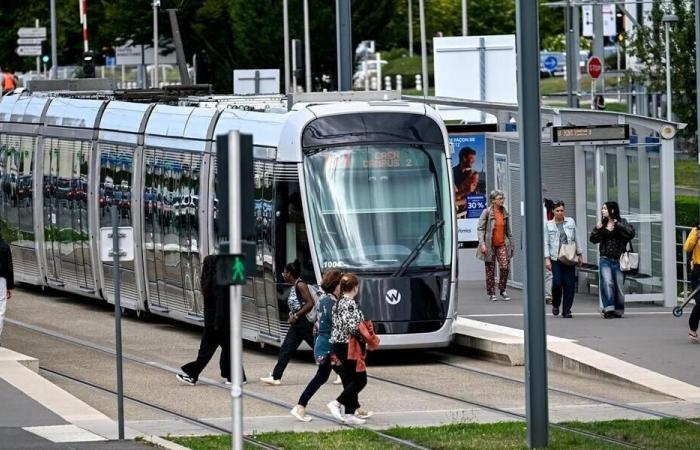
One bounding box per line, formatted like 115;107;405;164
558;243;578;266
619;241;640;273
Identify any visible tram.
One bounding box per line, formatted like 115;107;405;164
0;92;457;348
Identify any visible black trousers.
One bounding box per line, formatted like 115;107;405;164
552;260;576;315
333;342;367;415
690;266;700;332
271;318;314;380
182;326;245;382
297;357;343;407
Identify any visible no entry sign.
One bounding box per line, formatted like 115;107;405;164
587;56;603;79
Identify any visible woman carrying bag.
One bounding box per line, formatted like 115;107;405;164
543;201;583;318
476;190;514;301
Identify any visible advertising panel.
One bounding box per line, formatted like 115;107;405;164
449;132;487;245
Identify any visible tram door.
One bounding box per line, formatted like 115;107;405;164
42;138;94;293
143;148;202;316
254;162;276;338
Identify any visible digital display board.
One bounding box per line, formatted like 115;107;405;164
324;149;427;170
552;124;630;146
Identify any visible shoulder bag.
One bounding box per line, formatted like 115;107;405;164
619;241;640;273
558;242;578;266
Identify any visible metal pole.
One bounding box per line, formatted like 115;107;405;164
592;3;604;93
408;0;414;57
695;0;700;220
565;0;579;107
419;0;429;95
50;0;57;79
167;9;192;86
153;1;159;88
336;0;352;91
111;206;125;440
283;0;290;94
665;21;672;121
228;132;243;450
35;19;40;75
462;0;468;36
516;0;549;447
303;0;312;92
292;45;297;93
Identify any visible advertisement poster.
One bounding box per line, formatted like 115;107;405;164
449;133;487;244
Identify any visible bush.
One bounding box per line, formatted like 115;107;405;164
676;195;699;227
383;55;433;89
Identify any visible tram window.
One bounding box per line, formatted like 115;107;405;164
275;175;314;282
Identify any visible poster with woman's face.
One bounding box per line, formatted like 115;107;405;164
448;133;486;243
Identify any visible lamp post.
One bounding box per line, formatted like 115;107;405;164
153;0;160;88
663;14;678;121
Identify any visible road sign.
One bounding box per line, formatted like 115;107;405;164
16;46;42;57
587;56;603;79
18;27;47;38
215;254;248;286
99;227;135;262
17;37;45;45
543;56;558;72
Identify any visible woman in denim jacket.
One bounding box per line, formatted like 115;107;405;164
544;201;583;318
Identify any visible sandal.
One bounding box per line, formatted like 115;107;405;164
689;331;698;344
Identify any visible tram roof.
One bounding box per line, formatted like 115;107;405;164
44;97;105;128
0;95;50;124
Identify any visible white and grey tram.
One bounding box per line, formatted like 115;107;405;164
0;93;457;348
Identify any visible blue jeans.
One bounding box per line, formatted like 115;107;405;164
599;257;625;314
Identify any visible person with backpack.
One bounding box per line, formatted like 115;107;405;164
683;223;700;343
290;269;344;422
260;260;315;385
0;234;14;340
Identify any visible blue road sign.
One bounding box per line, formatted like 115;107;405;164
543;56;558;71
105;56;116;66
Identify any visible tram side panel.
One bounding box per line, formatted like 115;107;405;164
141;147;204;320
41;137;98;296
0;133;42;285
96;142;141;309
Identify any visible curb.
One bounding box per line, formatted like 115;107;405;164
140;435;191;450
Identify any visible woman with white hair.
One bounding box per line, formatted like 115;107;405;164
476;190;514;301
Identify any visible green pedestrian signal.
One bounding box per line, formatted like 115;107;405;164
215;253;247;286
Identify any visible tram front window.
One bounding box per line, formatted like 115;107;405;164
303;145;452;272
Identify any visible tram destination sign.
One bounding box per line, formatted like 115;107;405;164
551;124;630;146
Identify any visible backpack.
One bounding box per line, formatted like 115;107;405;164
305;284;325;323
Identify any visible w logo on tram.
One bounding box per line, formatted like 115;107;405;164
385;289;401;305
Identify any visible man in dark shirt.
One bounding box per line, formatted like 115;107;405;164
453;146;477;189
0;235;14;340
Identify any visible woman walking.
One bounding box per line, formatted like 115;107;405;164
544;201;583;318
477;190;514;301
683;223;700;343
260;260;315;385
290;270;344;422
327;274;371;425
589;201;635;318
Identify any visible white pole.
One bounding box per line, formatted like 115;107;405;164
408;0;414;57
665;21;672;121
283;0;290;94
376;52;382;91
462;0;468;36
35;19;40;75
303;0;312;92
80;0;88;52
228;131;244;450
419;0;429;94
153;1;159;88
50;0;58;79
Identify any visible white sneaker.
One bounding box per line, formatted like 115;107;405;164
344;414;366;425
500;291;511;301
332;374;342;385
291;405;312;422
489;295;498;301
176;373;196;386
260;376;281;386
327;400;344;421
355;407;373;419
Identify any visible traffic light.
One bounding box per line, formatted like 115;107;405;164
82;51;96;78
41;41;50;64
215;254;247;286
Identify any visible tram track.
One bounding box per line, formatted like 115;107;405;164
8;316;687;449
5;317;431;450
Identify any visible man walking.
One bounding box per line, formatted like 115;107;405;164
176;254;245;385
0;235;14;340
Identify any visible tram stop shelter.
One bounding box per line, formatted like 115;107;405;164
407;96;684;307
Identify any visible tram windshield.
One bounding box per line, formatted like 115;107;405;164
303;145;452;272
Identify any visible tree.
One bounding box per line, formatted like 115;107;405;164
630;0;697;141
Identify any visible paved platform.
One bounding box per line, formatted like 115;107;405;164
0;347;156;449
456;279;700;396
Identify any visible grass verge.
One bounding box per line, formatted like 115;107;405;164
676;157;699;190
167;418;700;450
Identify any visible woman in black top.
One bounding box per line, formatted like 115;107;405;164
589;201;635;318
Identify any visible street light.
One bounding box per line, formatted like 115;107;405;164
663;14;678;121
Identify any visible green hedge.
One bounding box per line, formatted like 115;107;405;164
383;55;434;89
676;195;699;227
